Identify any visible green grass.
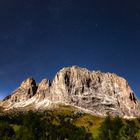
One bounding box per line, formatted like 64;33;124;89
11;124;21;133
48;105;104;138
74;113;104;138
2;104;140;139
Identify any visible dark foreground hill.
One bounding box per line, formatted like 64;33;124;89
0;106;140;140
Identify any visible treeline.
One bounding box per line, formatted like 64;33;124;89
0;111;140;140
0;111;93;140
97;116;140;140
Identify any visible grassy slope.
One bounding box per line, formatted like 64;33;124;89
74;114;103;138
49;104;104;139
2;104;140;139
8;105;103;139
44;105;140;139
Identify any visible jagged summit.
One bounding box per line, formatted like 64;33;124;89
35;79;51;100
20;77;36;89
0;66;140;118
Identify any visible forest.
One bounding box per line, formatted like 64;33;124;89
0;109;140;140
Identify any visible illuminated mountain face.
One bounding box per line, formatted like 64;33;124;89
0;66;140;118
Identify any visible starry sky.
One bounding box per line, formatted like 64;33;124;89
0;0;140;99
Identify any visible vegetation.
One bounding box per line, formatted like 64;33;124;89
0;108;140;140
97;116;140;140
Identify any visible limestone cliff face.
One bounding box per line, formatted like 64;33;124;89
1;77;37;108
35;79;50;100
11;77;37;102
1;66;140;118
51;66;140;117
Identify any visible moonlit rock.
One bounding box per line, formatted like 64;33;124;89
1;66;140;118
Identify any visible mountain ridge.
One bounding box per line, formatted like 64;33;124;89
0;66;140;118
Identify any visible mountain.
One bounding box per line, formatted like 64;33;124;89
0;66;140;118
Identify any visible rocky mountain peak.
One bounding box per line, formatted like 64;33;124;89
37;79;50;90
1;77;38;108
0;66;140;118
20;77;36;89
51;66;140;117
35;79;50;100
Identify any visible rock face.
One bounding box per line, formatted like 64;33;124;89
11;77;37;102
0;66;140;118
1;77;37;108
51;66;140;117
35;79;50;100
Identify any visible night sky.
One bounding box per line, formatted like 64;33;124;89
0;0;140;99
